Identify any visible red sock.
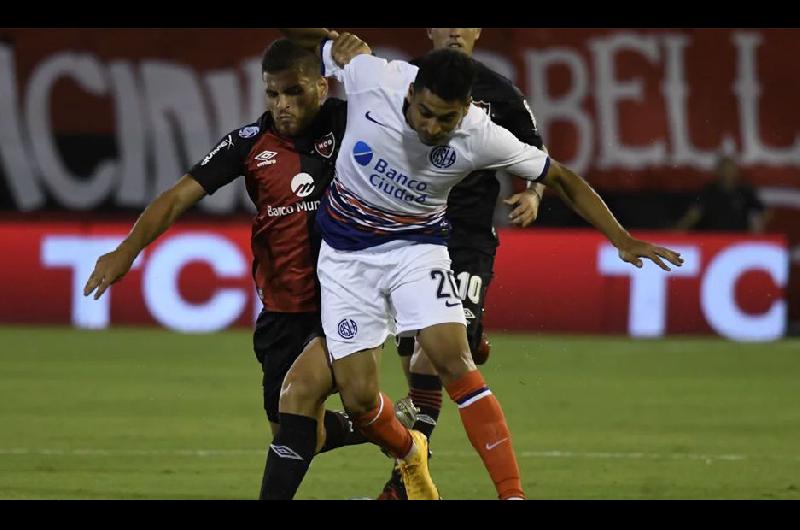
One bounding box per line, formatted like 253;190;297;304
354;393;413;459
446;370;524;499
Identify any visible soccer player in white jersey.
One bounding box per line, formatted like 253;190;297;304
264;29;684;500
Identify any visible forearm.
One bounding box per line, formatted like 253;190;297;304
118;197;182;256
546;177;584;222
549;162;631;247
118;186;195;256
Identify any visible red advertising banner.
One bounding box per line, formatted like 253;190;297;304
485;229;789;341
1;28;798;215
0;222;788;341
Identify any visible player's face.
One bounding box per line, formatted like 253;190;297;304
427;28;482;56
263;67;328;137
406;85;470;146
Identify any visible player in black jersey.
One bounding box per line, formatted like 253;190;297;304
380;27;548;500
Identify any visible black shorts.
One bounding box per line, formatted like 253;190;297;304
397;247;494;357
253;311;323;423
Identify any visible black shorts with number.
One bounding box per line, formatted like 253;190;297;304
253;311;323;423
397;247;495;357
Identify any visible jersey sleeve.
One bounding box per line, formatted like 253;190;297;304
471;118;551;182
187;129;252;195
321;39;418;94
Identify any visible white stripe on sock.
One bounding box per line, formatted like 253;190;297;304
362;393;385;426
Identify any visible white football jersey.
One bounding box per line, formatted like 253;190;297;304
317;40;550;250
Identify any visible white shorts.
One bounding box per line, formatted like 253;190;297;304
318;240;467;360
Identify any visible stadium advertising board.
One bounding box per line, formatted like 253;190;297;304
0;223;787;341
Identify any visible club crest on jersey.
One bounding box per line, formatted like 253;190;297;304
430;146;457;169
337;318;358;339
238;125;260;138
473;100;492;116
314;132;336;159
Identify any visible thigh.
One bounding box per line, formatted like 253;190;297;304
389;244;467;337
280;336;336;417
318;242;394;361
253;311;319;423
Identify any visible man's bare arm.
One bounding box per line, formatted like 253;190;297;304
541;161;683;271
83;175;207;299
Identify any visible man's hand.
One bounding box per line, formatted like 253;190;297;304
83;245;138;300
331;32;371;67
616;237;684;271
503;189;542;227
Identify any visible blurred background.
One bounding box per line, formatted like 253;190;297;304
0;28;796;339
0;28;798;499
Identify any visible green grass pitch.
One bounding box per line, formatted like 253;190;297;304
0;327;798;499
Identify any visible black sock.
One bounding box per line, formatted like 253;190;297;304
318;410;368;453
259;413;317;500
408;373;443;440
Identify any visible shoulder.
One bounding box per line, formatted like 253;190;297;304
321;97;348;115
228;113;270;142
472;59;525;102
460;103;493;134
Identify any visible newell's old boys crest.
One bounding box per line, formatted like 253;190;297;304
430;146;457;169
314;132;336;159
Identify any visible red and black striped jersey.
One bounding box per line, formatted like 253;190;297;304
188;98;347;312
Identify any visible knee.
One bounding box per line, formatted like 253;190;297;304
338;379;381;417
431;349;474;384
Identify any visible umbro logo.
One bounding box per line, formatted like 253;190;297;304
255;150;277;167
270;444;303;460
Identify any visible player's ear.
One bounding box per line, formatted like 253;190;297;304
317;76;329;102
459;96;472;125
426;28;433;40
475;29;482;41
407;83;415;101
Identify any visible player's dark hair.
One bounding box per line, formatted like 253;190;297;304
262;38;321;76
413;49;477;102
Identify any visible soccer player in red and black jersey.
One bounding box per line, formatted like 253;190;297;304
82;39;363;499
